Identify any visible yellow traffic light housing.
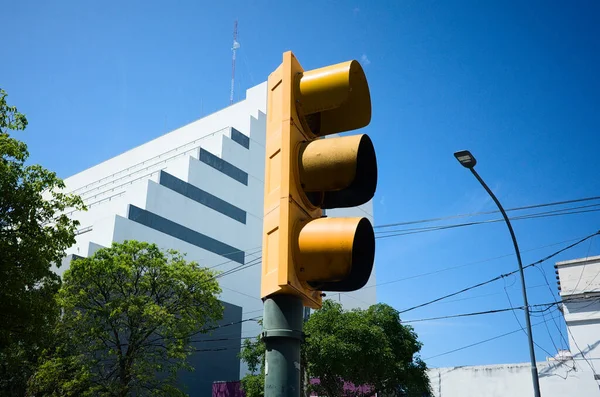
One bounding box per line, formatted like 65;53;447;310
261;51;377;308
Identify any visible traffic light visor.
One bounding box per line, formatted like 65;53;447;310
299;134;377;209
296;217;375;292
298;60;371;136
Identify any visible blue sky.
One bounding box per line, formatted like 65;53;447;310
2;0;600;368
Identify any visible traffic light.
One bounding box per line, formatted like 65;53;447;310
261;51;377;309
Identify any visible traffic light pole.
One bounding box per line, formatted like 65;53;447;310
262;295;303;397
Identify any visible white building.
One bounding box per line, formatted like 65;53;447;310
56;82;376;396
427;255;600;397
556;254;600;366
427;361;598;396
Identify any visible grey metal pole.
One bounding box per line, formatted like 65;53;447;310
470;168;542;397
262;295;304;397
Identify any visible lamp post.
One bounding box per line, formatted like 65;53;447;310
454;150;542;397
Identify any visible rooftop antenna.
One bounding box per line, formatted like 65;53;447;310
230;20;240;105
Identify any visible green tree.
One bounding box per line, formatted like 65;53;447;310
239;300;430;397
305;301;430;397
0;88;85;394
28;241;224;396
238;323;266;397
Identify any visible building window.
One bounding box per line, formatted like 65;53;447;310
199;149;248;185
159;171;246;224
127;205;245;264
231;128;250;149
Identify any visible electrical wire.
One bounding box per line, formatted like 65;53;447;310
375;206;600;240
208;246;262;269
503;278;531;341
415;283;547;306
401;307;522;323
532;265;570;350
539;302;562;352
186;301;585;356
496;279;558;356
375;204;600;236
571;235;596;293
190;335;257;344
187;316;262;339
361;235;589;292
424;313;565;361
375;195;600;229
215;256;262;279
565;323;600;385
199;198;600;270
397;231;600;314
198;199;600;288
501;280;559;358
400;298;587;324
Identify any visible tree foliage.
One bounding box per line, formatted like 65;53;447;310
305;301;430;397
0;88;85;394
238;320;266;397
28;241;224;396
239;300;431;397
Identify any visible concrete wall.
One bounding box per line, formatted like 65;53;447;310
428;362;600;397
556;255;600;363
556;255;600;296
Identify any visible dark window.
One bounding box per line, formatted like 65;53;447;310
127;205;245;264
159;171;246;224
199;149;248;185
231;128;250;149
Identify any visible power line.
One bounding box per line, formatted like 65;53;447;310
197;199;600;279
187;316;262;340
401;298;586;324
399;273;515;314
419;283;547;306
375;205;600;240
191;335;257;344
398;231;600;314
377;204;600;236
187;308;557;353
572;235;596;293
362;235;587;292
215;256;262;279
152;197;600;275
209;246;262;269
419;296;600;361
402;307;522;323
531;265;570;350
187;301;584;355
222;285;262;301
503;278;531;341
423;313;564;361
375;195;600;229
502;278;559;358
565;322;600;385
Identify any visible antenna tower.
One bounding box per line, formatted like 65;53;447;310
230;20;239;105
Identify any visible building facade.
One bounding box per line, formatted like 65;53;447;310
56;82;376;396
426;254;600;397
555;254;600;374
427;361;599;397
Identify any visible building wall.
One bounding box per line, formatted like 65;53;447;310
180;302;244;397
56;82;377;394
427;362;599;397
556;255;600;363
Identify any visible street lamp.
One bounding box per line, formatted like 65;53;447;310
453;150;542;397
